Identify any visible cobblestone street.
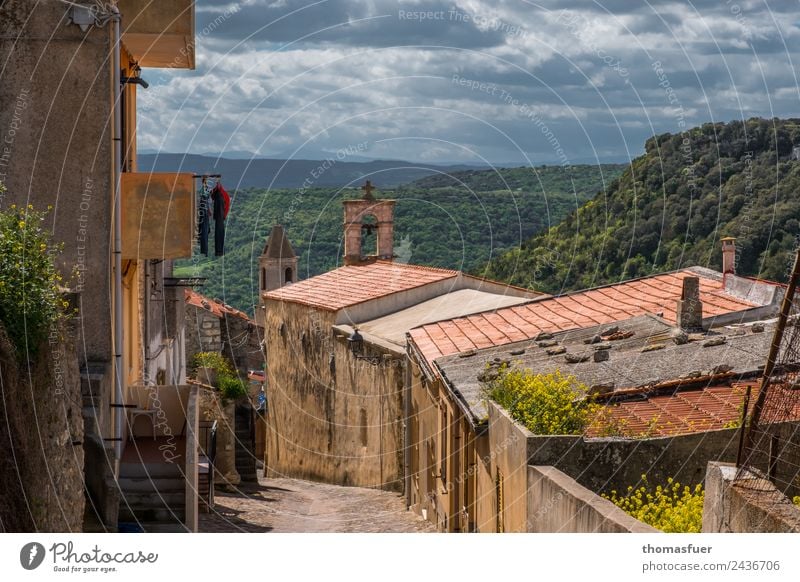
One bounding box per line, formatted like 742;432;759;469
199;475;435;533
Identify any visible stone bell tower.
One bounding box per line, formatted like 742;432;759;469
343;180;395;266
259;224;298;293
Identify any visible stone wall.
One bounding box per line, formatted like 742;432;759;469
185;304;263;378
264;300;404;490
703;462;800;533
484;402;532;532
220;313;263;377
485;401;746;533
185;304;223;363
0;322;85;532
526;466;656;533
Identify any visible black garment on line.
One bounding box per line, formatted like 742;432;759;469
197;193;210;256
212;187;225;256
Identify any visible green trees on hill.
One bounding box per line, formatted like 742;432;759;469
176;164;623;313
483;118;800;293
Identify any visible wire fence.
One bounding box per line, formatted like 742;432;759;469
737;250;800;497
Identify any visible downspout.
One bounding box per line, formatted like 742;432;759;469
403;346;412;508
111;6;124;463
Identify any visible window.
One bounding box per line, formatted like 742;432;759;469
284;267;293;284
261;268;266;290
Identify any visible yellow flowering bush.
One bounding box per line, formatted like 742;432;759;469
793;496;800;507
0;195;67;357
604;476;704;533
485;366;598;435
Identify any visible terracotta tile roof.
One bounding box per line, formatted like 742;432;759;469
185;288;251;321
587;381;765;438
263;260;458;311
411;269;768;365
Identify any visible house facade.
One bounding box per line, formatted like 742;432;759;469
0;0;199;530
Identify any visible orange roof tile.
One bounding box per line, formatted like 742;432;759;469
262;260;458;311
185;288;251;321
410;269;766;365
588;381;764;438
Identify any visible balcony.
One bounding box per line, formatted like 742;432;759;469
119;384;202;532
117;0;195;69
121;172;195;260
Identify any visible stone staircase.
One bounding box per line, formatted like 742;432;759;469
235;402;257;482
117;444;188;533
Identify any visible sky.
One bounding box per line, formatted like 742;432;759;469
137;0;800;166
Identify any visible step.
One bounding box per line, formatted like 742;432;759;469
118;521;189;533
118;506;186;524
119;491;186;508
119;461;184;480
119;477;185;493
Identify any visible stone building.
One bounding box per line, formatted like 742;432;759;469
406;251;786;532
185;288;263;377
0;1;199;530
262;189;539;490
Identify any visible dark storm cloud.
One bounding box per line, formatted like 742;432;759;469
139;0;800;164
196;0;508;49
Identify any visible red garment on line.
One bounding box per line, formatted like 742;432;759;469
212;182;231;218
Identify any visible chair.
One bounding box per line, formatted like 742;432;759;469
128;385;158;441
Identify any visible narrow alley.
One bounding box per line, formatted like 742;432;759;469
199;476;435;533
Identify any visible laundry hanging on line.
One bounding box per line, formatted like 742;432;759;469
211;182;230;256
197;180;230;257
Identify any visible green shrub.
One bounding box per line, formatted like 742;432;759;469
603;476;704;533
216;373;247;401
190;351;233;376
0;198;68;357
484;366;598;435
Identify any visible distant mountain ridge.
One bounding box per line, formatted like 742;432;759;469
137;153;488;189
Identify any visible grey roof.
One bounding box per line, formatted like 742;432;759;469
263;224;296;259
435;315;775;426
358;288;532;346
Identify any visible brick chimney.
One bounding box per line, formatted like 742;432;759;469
722;237;736;275
676;276;703;331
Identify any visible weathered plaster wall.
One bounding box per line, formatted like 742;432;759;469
703;462;800;533
0;0;113;364
408;361;486;532
485;403;531;532
527;466;656;533
484;401;751;533
264;300;404;490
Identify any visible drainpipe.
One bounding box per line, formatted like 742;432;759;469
111;5;124;463
403;349;412;508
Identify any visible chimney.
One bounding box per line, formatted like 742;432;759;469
676;276;703;331
721;237;736;275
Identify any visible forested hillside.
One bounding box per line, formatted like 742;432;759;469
483;118;800;294
175;164;624;313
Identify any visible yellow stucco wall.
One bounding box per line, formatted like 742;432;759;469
264;300;405;490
